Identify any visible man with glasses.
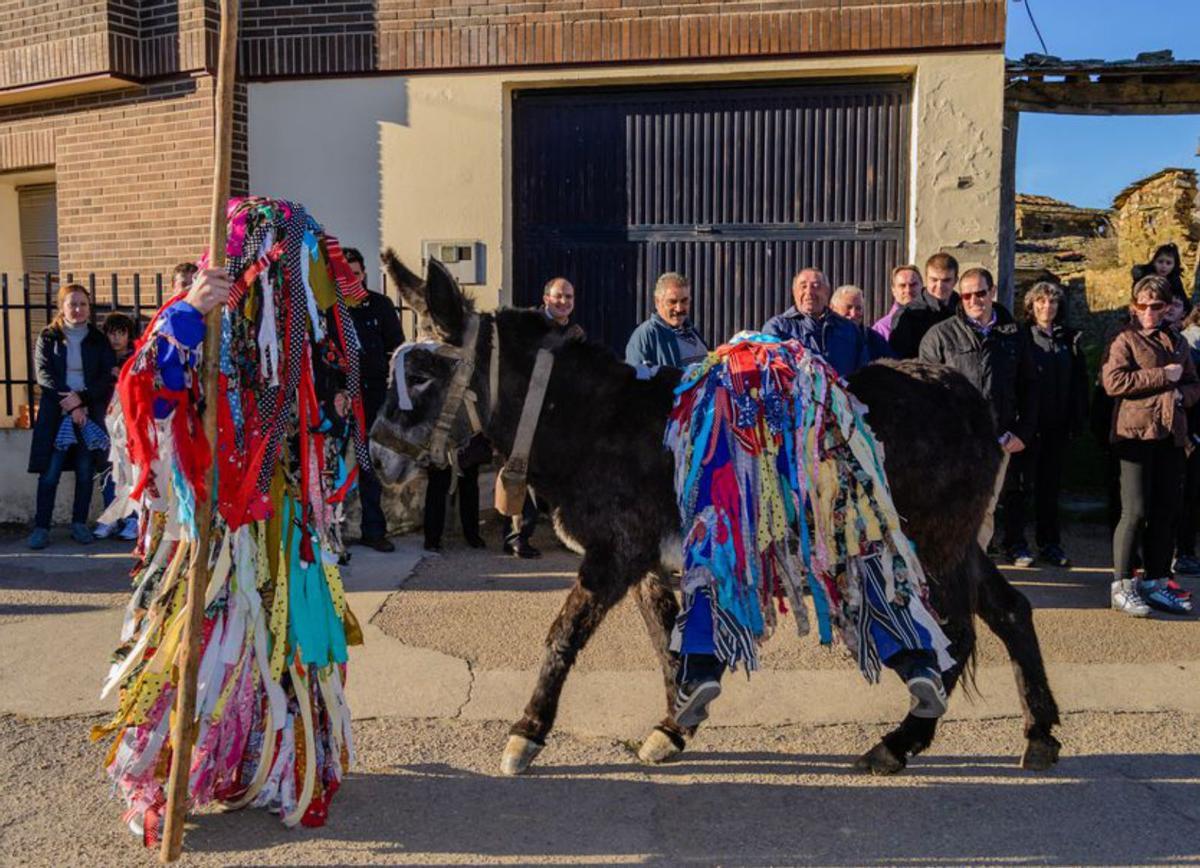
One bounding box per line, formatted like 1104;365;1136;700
919;267;1039;549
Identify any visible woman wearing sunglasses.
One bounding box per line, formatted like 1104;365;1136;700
1102;275;1200;616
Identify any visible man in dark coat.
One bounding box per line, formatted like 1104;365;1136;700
889;252;960;359
919;267;1039;549
344;247;406;552
763;267;869;377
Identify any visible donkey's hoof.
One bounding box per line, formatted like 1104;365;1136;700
1020;736;1061;771
637;727;685;764
500;735;543;776
854;742;907;776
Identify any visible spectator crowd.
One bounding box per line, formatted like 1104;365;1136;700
24;242;1197;619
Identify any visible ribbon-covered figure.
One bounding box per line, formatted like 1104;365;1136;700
92;197;368;846
665;332;954;725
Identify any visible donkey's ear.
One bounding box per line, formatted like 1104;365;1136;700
382;248;428;317
424;258;467;341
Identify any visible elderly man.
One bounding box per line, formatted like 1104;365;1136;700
831;284;893;361
625;272;708;368
919;267;1038;549
890;252;961;359
763;268;869;377
873;265;922;342
541;276;585;339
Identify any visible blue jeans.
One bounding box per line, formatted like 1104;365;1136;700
34;446;96;529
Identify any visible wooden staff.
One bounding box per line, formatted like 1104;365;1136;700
160;0;239;861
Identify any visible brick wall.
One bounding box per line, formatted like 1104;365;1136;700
2;0;1006;85
239;0;1006;77
0;0;112;89
0;0;221;89
239;0;376;76
0;75;232;278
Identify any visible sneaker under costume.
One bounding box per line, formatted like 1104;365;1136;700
665;332;954;681
90;198;369;846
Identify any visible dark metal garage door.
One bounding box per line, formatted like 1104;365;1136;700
512;79;910;352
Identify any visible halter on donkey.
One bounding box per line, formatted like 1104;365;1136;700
369;260;556;521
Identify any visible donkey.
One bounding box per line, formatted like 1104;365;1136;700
370;253;1062;777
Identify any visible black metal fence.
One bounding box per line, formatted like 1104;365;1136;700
0;271;416;425
0;272;171;422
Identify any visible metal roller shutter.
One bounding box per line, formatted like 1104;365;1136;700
513;80;910;352
17;183;59;286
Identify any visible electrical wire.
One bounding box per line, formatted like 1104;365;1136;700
1017;0;1050;55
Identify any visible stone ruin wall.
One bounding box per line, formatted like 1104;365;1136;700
1016;171;1200;328
1114;169;1199;282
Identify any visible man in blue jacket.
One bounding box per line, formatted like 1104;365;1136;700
763;268;869;377
625;272;709;368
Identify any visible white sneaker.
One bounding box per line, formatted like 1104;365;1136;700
1111;579;1150;617
118;517;139;541
93;521;116;540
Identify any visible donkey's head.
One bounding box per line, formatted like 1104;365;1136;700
369;249;490;485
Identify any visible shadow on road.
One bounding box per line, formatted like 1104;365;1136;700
183;751;1200;865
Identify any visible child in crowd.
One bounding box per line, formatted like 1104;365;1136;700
93;312;139;541
1132;242;1190;310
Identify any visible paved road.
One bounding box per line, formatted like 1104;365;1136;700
0;520;1197;866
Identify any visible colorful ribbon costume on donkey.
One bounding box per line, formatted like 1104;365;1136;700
665;332;953;682
91;197;369;846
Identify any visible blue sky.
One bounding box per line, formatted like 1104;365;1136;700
1008;0;1199;208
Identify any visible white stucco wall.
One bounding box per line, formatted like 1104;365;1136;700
910;52;1006;273
247;78;408;286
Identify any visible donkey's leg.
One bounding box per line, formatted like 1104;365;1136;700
856;559;977;775
973;548;1062;770
855;616;977;774
630;569;692;764
501;547;638;775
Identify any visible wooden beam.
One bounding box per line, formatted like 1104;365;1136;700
998;108;1019;306
159;0;238;862
1007;78;1200;115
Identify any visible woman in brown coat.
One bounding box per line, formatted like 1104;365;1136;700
1102;275;1200;616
